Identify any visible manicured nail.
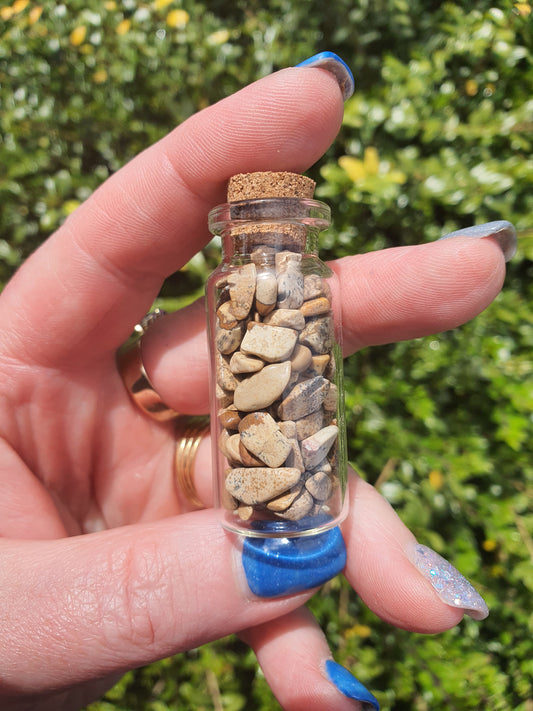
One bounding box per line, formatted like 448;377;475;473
296;51;355;101
438;220;517;262
325;661;380;710
407;543;489;620
242;525;346;598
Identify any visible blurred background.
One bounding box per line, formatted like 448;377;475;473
1;1;532;709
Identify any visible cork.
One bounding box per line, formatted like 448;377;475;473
227;171;315;202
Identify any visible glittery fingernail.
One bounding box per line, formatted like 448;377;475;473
407;543;489;620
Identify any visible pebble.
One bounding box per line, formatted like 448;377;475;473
278;420;305;473
239;441;265;467
266;484;303;512
303;274;325;300
304;354;330;377
241;323;298;363
290;344;313;373
216;300;239;329
216;353;239;392
216;323;244;355
229;351;264;374
301;425;339;469
278;489;314;520
233;361;291;411
295;409;324;440
276;252;304;309
299;316;333;355
228;262;256;319
226;433;243;465
300;297;331;318
278;376;329;421
218;405;241;430
225;467;301;505
263;309;306;330
216;383;233;409
305;471;332;501
255;269;278;315
239;412;292;468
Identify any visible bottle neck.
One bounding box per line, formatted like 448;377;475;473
208;197;330;263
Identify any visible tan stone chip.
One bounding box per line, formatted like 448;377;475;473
228;262;256;319
305;471;332;502
229;351;264;374
298;316;333;355
241;322;298;363
233;361;291;411
301;425;339;469
290;344;313;373
239;412;292;468
225;467;301;505
276;489;314;520
278;375;329;421
300;297;331;318
266;484;303;512
263;308;306;330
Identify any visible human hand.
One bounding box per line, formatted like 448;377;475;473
0;55;515;710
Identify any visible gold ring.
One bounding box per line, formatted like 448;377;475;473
117;309;180;422
175;415;210;509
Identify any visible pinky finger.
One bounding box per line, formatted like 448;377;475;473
240;606;380;710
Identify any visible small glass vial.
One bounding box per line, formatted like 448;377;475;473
207;172;347;537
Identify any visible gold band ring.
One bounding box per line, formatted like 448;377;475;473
174;415;210;509
117;309;180;422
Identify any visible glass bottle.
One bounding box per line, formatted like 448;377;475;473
206;172;347;537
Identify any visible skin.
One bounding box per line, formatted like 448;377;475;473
0;67;506;710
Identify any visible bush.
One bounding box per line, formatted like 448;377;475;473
1;1;532;709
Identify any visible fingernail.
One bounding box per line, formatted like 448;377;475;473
438;220;517;262
242;526;346;598
296;51;355;101
407;543;489;620
325;661;380;710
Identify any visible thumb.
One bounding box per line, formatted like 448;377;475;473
1;511;317;695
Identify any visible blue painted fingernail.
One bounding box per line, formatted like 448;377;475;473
296;52;355;101
242;526;346;598
438;220;517;262
325;661;380;710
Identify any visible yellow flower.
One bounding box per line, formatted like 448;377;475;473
465;79;478;96
155;0;175;8
429;469;444;490
116;18;131;35
12;0;29;14
63;200;81;216
0;7;14;20
29;6;43;24
105;1;117;9
93;69;108;84
207;28;230;45
69;25;87;46
482;539;498;552
345;624;372;639
514;3;531;16
167;9;189;27
339;147;406;185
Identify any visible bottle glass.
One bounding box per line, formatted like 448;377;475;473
206;196;347;537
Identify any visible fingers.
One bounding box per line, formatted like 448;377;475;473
333;234;507;354
0;511;314;696
241;607;378;711
0;67;344;368
341;470;488;632
140;235;507;415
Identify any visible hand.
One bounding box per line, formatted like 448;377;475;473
0;59;511;711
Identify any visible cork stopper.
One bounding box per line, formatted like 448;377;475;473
227;171;315;202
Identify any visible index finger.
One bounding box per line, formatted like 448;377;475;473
0;66;345;367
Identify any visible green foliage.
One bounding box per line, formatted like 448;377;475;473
1;0;532;709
